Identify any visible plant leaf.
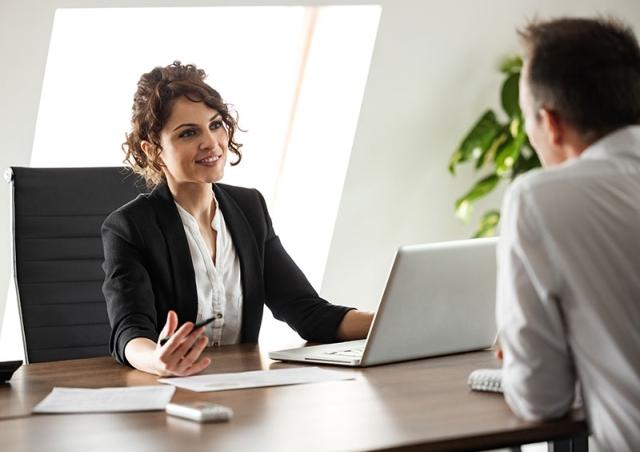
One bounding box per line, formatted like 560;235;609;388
473;209;501;238
449;110;501;174
475;129;507;170
511;142;541;180
454;173;500;222
450;54;535;238
501;72;521;119
495;118;526;175
455;200;473;223
499;56;522;75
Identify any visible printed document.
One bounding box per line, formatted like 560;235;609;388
33;385;176;413
159;367;355;392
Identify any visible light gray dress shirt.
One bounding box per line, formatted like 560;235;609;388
496;125;640;452
175;193;243;347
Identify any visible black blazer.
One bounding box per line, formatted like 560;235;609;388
102;183;353;365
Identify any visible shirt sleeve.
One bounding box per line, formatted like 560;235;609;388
254;190;355;342
496;180;576;420
101;209;159;366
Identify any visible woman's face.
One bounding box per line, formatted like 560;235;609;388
156;96;228;185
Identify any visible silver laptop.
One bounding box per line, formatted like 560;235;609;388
269;237;498;367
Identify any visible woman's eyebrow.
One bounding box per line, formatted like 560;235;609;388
172;114;221;132
173;123;197;132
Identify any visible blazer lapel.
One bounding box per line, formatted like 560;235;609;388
214;184;264;342
148;184;198;323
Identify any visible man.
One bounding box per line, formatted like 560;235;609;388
496;17;640;452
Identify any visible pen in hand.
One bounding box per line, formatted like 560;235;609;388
159;315;217;346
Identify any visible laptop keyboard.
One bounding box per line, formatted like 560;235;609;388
325;346;364;358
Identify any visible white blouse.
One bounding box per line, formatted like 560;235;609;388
175;194;243;347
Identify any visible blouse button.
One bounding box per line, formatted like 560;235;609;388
216;313;223;319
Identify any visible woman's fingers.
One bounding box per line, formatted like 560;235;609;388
175;335;209;375
154;315;213;376
174;327;206;359
181;356;212;376
158;310;179;343
153;314;213;376
160;326;206;371
157;322;195;367
161;321;195;350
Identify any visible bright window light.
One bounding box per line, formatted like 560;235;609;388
11;5;380;353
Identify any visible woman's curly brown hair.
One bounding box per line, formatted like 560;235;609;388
123;61;242;187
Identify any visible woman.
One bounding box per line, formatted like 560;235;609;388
102;61;373;377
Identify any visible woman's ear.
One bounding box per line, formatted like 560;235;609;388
141;140;163;164
140;140;154;157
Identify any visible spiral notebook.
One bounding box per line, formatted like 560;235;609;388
467;368;503;393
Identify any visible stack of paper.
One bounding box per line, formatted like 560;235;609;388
159;367;355;392
33;385;176;413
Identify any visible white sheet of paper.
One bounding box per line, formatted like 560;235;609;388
32;385;176;414
159;367;355;392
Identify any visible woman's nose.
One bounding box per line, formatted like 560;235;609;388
200;129;221;150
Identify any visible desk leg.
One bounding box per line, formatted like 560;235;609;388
548;432;588;452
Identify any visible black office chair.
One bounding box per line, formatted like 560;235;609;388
7;167;146;363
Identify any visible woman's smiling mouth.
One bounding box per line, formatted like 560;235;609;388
196;154;222;165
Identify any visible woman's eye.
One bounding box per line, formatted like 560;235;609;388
210;120;224;130
178;128;197;138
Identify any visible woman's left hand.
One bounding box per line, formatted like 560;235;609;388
336;310;375;341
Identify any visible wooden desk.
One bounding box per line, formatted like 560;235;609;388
0;345;587;451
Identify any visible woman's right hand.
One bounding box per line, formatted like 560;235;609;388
152;310;211;377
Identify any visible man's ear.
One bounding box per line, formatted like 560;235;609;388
539;108;563;147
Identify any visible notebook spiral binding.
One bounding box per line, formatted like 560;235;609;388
467;368;503;393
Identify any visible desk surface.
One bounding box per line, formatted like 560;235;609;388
0;345;587;451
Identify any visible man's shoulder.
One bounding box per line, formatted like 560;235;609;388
511;165;569;193
508;162;586;206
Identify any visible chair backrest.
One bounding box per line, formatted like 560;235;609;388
8;167;147;363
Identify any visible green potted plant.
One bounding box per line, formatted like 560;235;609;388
448;56;540;237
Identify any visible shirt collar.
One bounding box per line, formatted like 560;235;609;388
210;192;222;232
174;190;222;233
580;125;640;161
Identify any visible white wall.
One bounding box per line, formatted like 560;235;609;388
1;0;640;341
320;0;640;311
